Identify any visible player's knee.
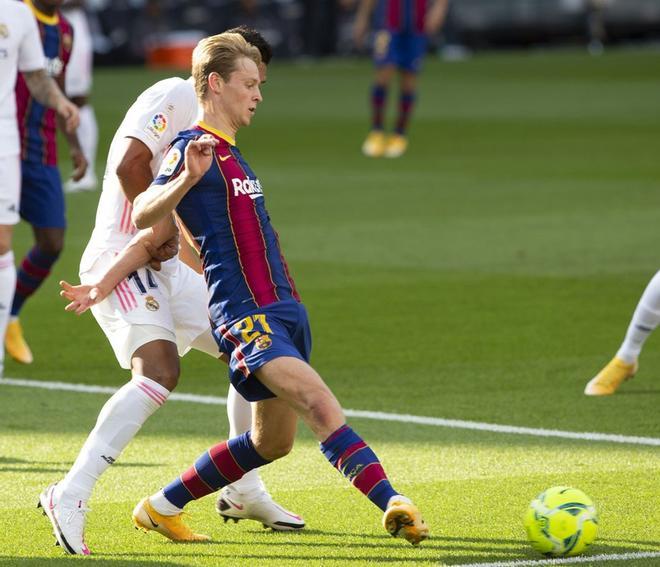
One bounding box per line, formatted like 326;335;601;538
147;368;180;391
35;237;64;257
252;436;293;461
0;227;13;254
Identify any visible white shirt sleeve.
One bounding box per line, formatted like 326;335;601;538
121;77;198;159
17;3;46;72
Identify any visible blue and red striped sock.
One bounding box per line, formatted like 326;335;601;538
11;246;60;317
371;84;387;131
320;424;398;511
162;432;270;509
395;91;417;135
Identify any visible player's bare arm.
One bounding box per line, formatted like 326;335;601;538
132;134;218;229
115;137;157;203
425;0;450;35
60;218;178;315
58;119;88;181
353;0;378;47
22;68;79;132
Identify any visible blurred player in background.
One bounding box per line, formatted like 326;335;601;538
63;0;99;192
354;0;449;158
4;0;85;366
40;27;304;557
585;272;660;395
126;32;428;547
0;0;78;378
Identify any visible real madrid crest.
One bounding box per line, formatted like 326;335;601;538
0;24;9;39
145;295;160;311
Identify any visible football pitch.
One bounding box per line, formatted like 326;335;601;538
2;48;660;566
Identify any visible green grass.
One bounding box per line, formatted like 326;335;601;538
2;47;660;565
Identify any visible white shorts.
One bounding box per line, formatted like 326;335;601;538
0;155;20;225
81;253;220;369
64;8;93;97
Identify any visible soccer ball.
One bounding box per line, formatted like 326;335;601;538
523;486;598;557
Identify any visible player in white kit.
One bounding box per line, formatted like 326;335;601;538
39;28;303;556
0;0;78;378
62;1;99;192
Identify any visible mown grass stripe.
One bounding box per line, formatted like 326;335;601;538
3;377;660;447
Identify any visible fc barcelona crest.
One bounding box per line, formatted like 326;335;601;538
254;335;272;351
145;295;160;311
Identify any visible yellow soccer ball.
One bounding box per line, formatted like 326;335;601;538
524;486;598;557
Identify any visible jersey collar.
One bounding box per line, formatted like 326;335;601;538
196;121;236;147
25;0;60;25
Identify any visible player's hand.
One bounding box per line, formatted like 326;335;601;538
184;134;218;182
59;280;105;315
144;235;179;271
70;148;88;181
56;97;80;133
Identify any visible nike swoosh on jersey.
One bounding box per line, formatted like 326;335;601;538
218;154;232;162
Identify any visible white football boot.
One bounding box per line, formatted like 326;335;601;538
38;483;91;555
216;485;305;531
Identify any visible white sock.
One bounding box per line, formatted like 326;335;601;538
78;105;98;179
57;374;169;501
149;489;183;516
617;271;660;363
0;251;16;378
225;384;265;494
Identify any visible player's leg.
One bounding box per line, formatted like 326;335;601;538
384;35;426;158
216;384;305;529
7;165;66;363
585;271;660;395
362;30;396;157
41;264;181;554
0;226;16;379
174;263;305;529
133;398;297;541
41;336;180;555
0;155;20;378
254;357;428;545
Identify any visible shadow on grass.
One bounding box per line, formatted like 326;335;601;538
0;559;185;567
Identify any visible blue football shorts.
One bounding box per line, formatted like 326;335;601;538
373;30;428;73
20;162;66;228
214;300;313;402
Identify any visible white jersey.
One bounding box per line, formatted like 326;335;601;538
62;5;93;97
80;77;198;274
0;0;46;158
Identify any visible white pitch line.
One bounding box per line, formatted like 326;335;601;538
458;550;660;567
3;377;660;447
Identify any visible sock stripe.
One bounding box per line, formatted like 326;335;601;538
135;379;167;404
337;441;367;472
205;449;233;487
180;467;212;499
322;424;349;446
21;258;50;278
352;462;387;494
136;382;165;406
209;441;246;483
16;280;37;295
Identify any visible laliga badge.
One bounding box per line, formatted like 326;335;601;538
254;335;272;351
145;295;160;311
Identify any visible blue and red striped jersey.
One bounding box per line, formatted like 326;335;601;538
153;122;301;329
15;0;72;165
375;0;429;34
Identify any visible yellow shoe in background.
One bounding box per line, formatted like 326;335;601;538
132;497;210;542
384;134;408;158
383;496;429;545
5;319;33;364
362;130;387;157
584;357;637;396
